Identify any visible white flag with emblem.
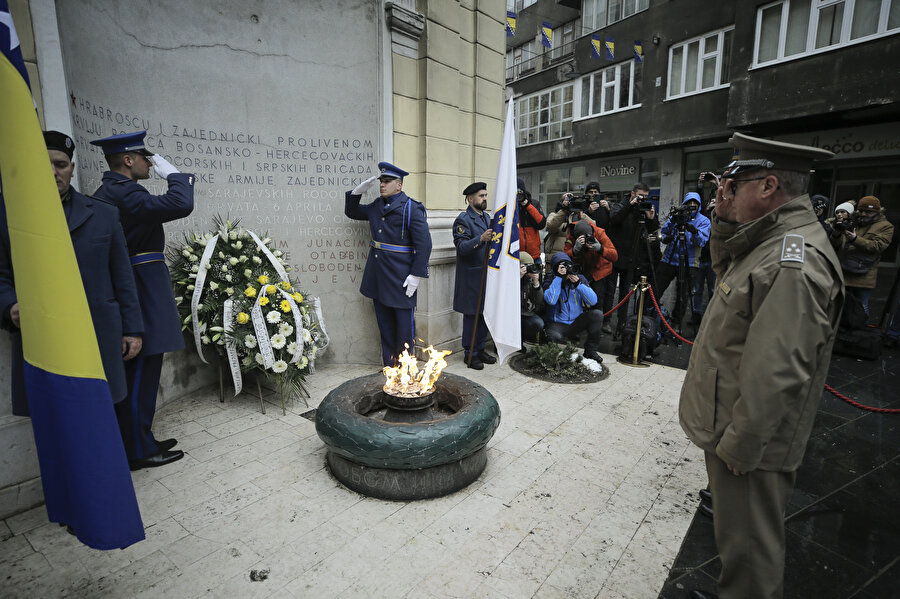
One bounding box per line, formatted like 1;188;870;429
483;101;521;365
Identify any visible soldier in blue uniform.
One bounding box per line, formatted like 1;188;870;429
345;162;432;366
452;182;497;370
91;130;194;470
0;131;145;548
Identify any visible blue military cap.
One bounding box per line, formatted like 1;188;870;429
90;130;154;156
377;161;409;180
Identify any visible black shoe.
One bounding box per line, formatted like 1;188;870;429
601;323;612;334
478;352;497;364
583;350;603;364
699;488;712;504
157;438;177;452
465;355;484;370
687;590;718;599
699;502;713;519
129;449;185;471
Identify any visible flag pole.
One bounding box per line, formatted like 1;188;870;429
467;243;491;367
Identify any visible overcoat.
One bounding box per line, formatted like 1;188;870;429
830;211;894;288
345;190;432;309
452;206;491;314
679;196;844;473
0;189;143;414
94;171;194;355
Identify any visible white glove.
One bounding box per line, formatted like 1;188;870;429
351;175;378;196
403;274;421;297
150;155;179;178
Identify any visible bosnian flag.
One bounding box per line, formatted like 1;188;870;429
483;101;521;365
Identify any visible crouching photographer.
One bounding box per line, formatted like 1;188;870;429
565;219;618;316
542;252;604;363
519;253;545;344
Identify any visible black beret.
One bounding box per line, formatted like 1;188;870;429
44;130;75;159
463;182;487;197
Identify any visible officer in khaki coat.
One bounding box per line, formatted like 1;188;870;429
679;133;843;599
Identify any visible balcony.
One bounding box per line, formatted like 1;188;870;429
506;41;575;82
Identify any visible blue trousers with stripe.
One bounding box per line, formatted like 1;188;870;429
115;353;163;460
372;299;415;366
462;314;488;357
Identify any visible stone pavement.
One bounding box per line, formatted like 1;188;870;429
0;351;705;598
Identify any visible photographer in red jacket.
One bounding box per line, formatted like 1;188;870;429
517;177;546;268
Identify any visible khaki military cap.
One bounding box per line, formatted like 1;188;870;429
724;132;834;176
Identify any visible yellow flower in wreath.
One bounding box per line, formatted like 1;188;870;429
279;281;291;290
259;296;270;306
280;300;291;313
236;312;250;324
266;284;277;295
257;275;269;285
244;287;257;298
292;292;304;303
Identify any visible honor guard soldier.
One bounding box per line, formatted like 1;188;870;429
679;133;841;599
0;131;146;547
345;162;432;366
452;182;497;369
91;130;194;470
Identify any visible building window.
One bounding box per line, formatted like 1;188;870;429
754;0;900;67
515;84;575;146
548;20;579;61
581;0;649;34
578;60;642;118
507;0;537;12
506;40;538;81
667;27;734;99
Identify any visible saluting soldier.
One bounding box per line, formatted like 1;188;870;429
91;130;194;470
679;133;842;599
452;182;496;370
345;162;432;366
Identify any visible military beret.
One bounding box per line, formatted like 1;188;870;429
725;132;833;176
463;182;487;197
90;130;153;156
43;130;75;158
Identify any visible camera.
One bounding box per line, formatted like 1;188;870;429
700;171;717;182
834;218;856;233
567;195;590;212
637;200;654;212
525;263;541;274
669;204;695;226
557;260;582;276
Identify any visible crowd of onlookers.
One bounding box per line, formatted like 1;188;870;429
514;176;897;359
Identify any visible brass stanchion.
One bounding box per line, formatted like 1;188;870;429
617;276;651;368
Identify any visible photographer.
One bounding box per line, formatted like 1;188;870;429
691;173;719;324
583;181;612;229
564;220;618;316
655;192;711;327
826;202;854;234
811;194;831;236
830;195;894;317
543;252;604;363
516;177;546;267
519;253;545;344
607;182;661;333
545;193;596;262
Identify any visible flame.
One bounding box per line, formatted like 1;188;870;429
383;345;451;397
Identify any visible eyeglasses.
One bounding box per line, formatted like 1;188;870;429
724;176;767;196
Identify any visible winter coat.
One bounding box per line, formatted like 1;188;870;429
660;196;711;268
829;211;894;289
518;197;546;260
544;210;594;260
563;221;618;282
679;195;844;473
543;252;597;325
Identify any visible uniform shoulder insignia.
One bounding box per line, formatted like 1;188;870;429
780;233;805;264
456;224;466;234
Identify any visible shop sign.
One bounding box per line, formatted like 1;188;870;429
778;123;900;159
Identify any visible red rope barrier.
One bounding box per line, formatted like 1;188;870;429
646;286;695;346
642;285;897;415
603;286;636;318
824;384;900;414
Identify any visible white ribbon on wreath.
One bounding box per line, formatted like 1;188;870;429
222;299;242;395
191;233;220;363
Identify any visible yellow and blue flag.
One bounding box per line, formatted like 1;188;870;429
541;22;553;49
506;11;516;37
483;101;521;365
634;40;643;62
605;37;615;60
0;0;144;550
590;34;603;59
